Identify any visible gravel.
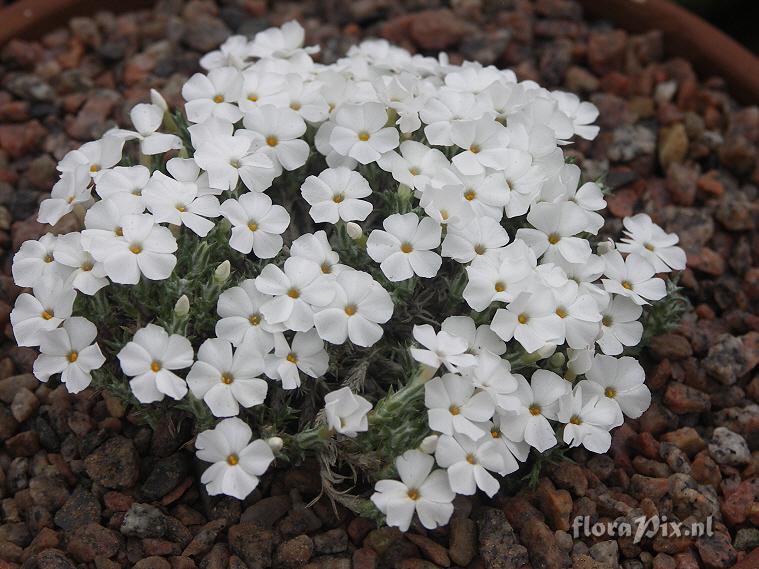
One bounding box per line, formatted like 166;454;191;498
0;0;758;567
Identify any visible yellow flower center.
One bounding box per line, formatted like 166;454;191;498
90;164;100;173
41;310;54;320
248;94;258;102
463;190;476;201
44;254;54;263
491;429;501;439
221;373;234;385
67;351;78;363
400;242;413;254
230;159;241;169
440;210;449;221
449;405;460;416
518;313;529;325
130;244;142;255
344;304;357;316
621;280;633;290
494;281;506;293
249;313;261;326
602;315;613;327
556;307;568;319
176;204;187;213
548;233;561;245
569;415;582;425
286;352;298;364
409;167;420;176
115;227;123;237
150;361;161;372
81;262;93;272
213;95;224;103
248;221;258;232
474;244;486;255
644;242;655;251
320;262;332;274
529;404;541;416
358;131;370;141
332;193;345;203
227;453;239;465
290;102;302;111
407;488;420;501
469;144;481;154
266;135;278;147
287;288;300;299
466;453;476;465
605;387;617;398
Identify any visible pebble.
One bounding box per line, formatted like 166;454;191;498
228;522;274;569
10;388;38;422
66;523;120;563
477;508;528;569
84;435;140;489
448;516;477;567
121;503;168;538
708;427;751;466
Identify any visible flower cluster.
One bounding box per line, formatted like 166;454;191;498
10;21;685;530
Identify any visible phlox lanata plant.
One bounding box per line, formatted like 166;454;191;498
11;21;687;531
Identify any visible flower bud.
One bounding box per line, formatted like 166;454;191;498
213;260;231;284
174;295;190;317
549;352;565;368
597;238;616;255
267;436;284;452
419;434;439;454
346;222;363;240
150;89;169;112
535;344;557;360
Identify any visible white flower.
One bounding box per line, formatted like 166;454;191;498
371;450;454;532
499;371;570;453
187;338;268;417
517;202;593;264
313;269;393;347
182;67;243;123
419;184;475;227
264;330;329;389
95;165;150;205
580;354;650;424
11;277;76;347
482;414;530;475
237;70;288;114
463;350;519;412
324;386;372;437
117;324;193;403
196;417;275;500
249;20;318;59
367;213;442;282
32;317;105;394
279;74;329;123
216;279;282;352
191;118;276;192
57;136;124;179
463;241;536;311
441;216;509;263
601;250;666;305
377;140;449;192
435;433;503;497
329;102;400;164
551;91;600;141
37;169;92;225
87;214;178;285
424;373;494;440
557;385;618;453
441;316;506;356
596;295;643;356
12;234;69;288
201;35;253;70
449;117;511;176
490;288;563;354
290;231;344;275
617;213;686;272
165;157;220;196
143;171;220;237
110;103;183;155
301;167;373;224
411;324;477;372
255;257;335;331
54;233;108;295
420;90;484;146
220;192;289;257
551;282;602;350
243;106;309;171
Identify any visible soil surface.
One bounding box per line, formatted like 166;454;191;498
0;1;758;569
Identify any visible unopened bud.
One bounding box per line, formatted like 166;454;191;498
535;344;557;360
150;89;169;112
419;434;439;454
267;436;284;452
549;352;565;368
213;260;231;284
597;239;616;255
174;295;190;317
346;222;363;240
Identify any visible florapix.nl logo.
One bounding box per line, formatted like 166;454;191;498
572;515;714;544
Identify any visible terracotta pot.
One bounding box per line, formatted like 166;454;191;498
577;0;759;104
1;0;758;103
